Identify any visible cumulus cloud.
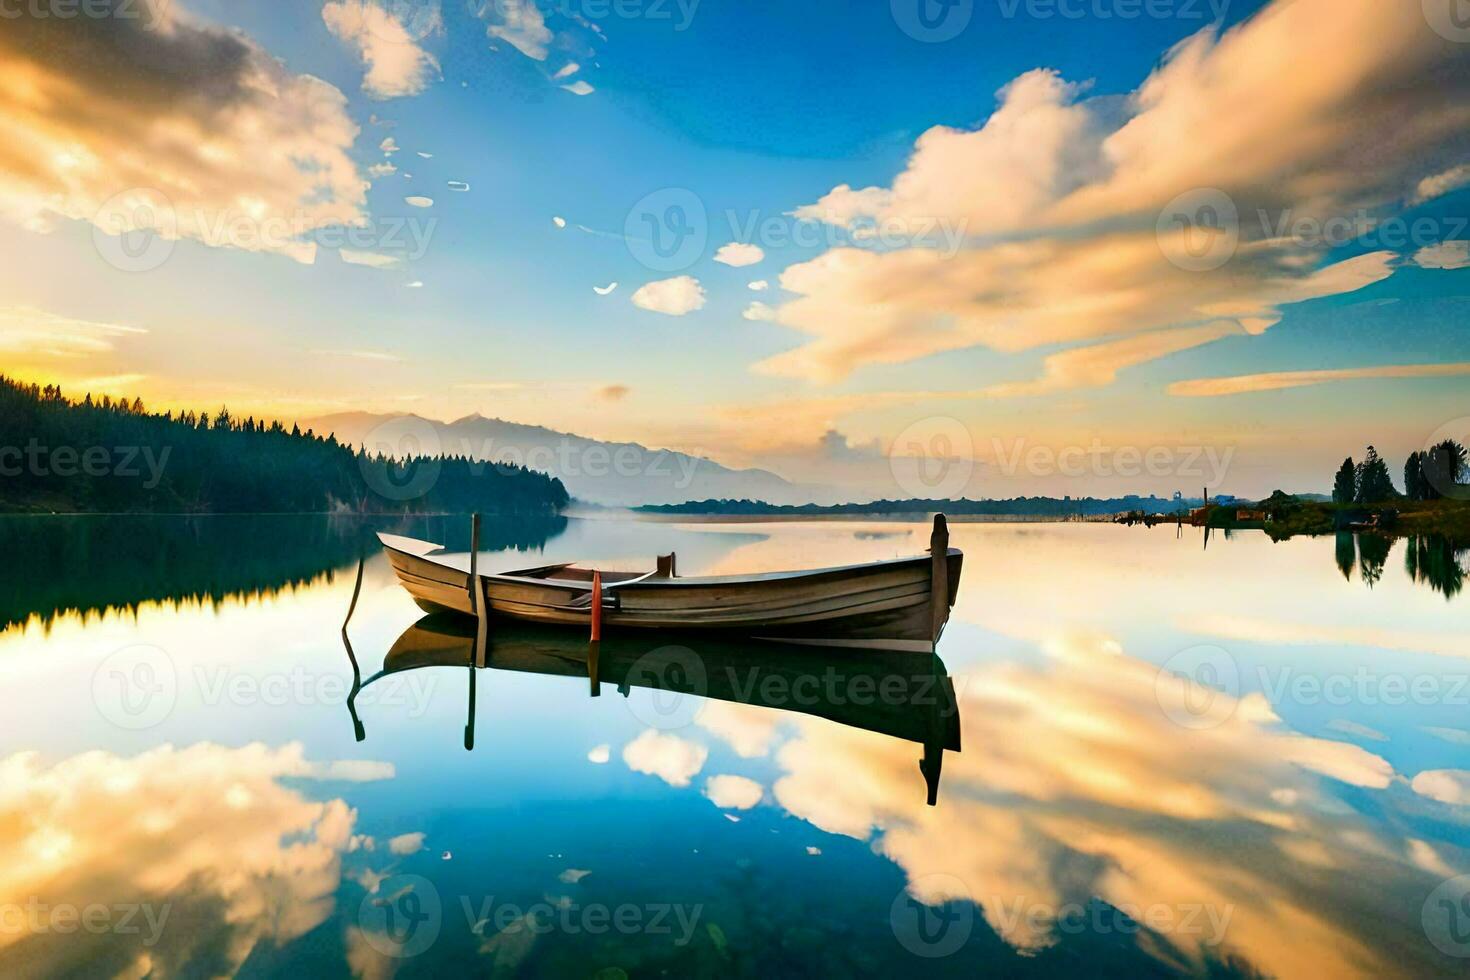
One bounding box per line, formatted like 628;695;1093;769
482;0;553;60
748;280;770;291
1168;362;1470;397
742;302;777;322
368;162;398;178
770;1;1470;384
1414;241;1470;270
1410;164;1470;204
322;1;442;99
704;775;764;810
714;242;765;267
405;196;433;208
1411;770;1470;806
561;81;595;96
553;62;580;79
0;3;369;263
622;729;707;787
632;276;706;316
380;832;422;855
587;744;610;763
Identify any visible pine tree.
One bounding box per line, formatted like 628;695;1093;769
1332;457;1356;504
1354;446;1395;503
1404;452;1425;501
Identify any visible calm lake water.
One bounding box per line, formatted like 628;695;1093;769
1;515;1467;978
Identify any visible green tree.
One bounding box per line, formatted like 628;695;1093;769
1354;446;1395;503
1332;457;1356;504
1404;451;1426;501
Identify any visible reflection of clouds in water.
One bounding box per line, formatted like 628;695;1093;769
0;741;393;977
739;633;1468;979
622;729;706;787
695;700;781;758
704;775;764;810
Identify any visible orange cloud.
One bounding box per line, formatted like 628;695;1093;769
1169;363;1470;397
769;0;1467;384
0;3;368;263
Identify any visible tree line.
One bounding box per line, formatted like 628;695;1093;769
1332;441;1468;504
0;376;569;514
639;494;1195;517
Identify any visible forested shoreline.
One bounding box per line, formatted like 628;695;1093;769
0;376;569;515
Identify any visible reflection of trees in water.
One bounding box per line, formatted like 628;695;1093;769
1334;532;1356;581
1355;533;1392;589
0;514;567;628
1404;535;1466;599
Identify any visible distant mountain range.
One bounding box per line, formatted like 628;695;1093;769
303;412;815;507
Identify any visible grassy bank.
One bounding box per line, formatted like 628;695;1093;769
1198;495;1470;541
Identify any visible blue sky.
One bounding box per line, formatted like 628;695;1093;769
1;0;1468;497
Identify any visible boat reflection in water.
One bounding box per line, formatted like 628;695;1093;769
343;614;962;805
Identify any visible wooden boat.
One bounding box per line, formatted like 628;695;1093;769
378;514;962;653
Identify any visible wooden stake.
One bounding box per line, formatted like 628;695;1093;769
467;513;480;612
469;513;488;667
929;513;950;645
341;554;366;631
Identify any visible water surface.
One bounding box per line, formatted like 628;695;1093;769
1;516;1466;978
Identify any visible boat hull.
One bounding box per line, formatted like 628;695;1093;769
381;534;963;653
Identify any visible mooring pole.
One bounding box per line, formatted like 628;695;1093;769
467;513;480;612
929;513;950;648
342;554;366;631
469;513;489;667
